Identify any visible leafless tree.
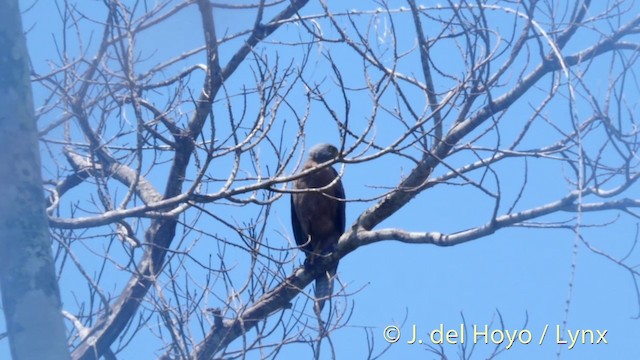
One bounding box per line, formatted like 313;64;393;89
11;0;640;359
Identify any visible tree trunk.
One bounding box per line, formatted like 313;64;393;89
0;0;70;359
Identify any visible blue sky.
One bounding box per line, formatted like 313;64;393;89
4;0;640;359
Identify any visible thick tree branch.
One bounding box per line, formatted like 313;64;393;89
356;13;640;232
71;2;312;359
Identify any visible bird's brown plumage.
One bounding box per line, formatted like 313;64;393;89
291;144;345;312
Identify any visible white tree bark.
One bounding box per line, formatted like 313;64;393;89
0;0;70;359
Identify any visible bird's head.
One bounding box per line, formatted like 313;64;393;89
308;143;340;163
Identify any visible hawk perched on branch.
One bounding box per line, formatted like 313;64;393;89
291;143;345;312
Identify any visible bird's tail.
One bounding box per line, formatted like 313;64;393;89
314;263;337;313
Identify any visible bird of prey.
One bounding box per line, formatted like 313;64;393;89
291;143;345;312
